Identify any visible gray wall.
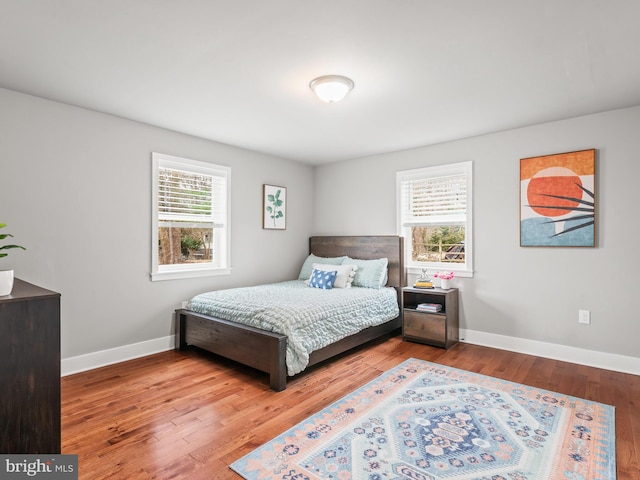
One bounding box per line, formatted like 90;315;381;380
314;106;640;360
3;85;638;367
0;88;314;360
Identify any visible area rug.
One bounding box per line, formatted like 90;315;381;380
231;358;616;480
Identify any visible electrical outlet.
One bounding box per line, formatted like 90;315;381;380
578;309;591;325
181;300;188;309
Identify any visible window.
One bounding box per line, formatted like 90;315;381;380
151;152;231;281
397;161;473;277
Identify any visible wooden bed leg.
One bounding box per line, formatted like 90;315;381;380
175;311;187;351
269;336;287;392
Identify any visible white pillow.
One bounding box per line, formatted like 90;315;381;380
298;254;346;280
312;263;357;288
344;257;388;288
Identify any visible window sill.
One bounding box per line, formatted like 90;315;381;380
406;266;474;278
150;267;232;281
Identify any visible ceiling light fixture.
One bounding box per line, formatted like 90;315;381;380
309;75;354;103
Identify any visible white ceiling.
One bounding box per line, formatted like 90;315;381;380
2;1;640;165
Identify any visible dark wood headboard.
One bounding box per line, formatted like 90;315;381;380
309;236;405;293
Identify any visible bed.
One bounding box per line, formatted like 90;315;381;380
175;235;404;391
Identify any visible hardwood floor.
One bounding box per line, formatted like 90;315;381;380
61;336;640;479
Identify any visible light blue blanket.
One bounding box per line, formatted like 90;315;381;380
187;280;399;376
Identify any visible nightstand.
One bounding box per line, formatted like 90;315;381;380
402;287;459;349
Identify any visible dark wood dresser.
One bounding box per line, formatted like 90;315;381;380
0;278;61;453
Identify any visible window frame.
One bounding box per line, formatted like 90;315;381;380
151;152;231;281
397;161;473;278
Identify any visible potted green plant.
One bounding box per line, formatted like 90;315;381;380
0;223;26;296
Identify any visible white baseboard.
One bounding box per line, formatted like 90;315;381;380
460;328;640;376
61;335;175;376
61;330;640;378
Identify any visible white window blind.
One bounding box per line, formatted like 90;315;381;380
400;173;467;227
157;166;227;230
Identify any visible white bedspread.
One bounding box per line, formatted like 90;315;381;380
187;280;399;376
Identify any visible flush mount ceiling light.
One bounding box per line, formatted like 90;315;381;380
309;75;354;103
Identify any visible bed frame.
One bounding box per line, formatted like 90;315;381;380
175;235;404;391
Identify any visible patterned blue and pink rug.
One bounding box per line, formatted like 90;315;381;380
231;358;616;479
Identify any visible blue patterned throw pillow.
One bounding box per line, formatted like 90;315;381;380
308;268;338;289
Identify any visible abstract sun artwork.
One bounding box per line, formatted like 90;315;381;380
520;149;596;247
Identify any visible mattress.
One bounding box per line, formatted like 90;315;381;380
187;280;399;375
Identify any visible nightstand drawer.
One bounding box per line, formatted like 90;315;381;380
403;310;446;340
